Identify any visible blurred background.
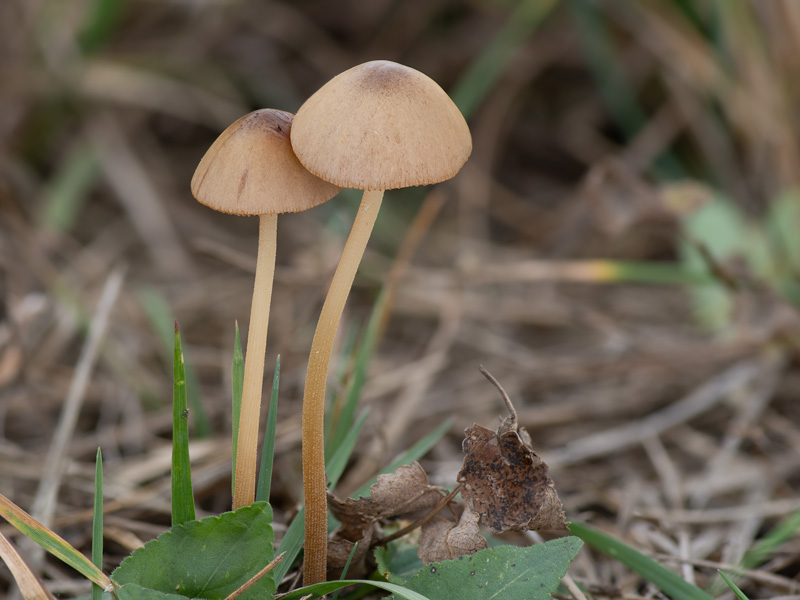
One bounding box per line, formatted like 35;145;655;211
2;0;800;597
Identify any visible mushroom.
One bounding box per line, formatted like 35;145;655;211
290;60;472;584
191;109;341;509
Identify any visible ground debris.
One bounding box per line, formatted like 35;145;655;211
458;367;568;533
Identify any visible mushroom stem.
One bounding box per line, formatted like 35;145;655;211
302;189;384;584
233;213;277;509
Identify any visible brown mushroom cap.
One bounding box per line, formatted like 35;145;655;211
290;61;472;191
191;109;341;215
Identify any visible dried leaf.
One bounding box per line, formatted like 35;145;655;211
458;369;567;533
327;462;450;574
418;504;487;564
329;462;446;527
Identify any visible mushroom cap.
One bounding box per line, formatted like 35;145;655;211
290;60;472;190
191;109;341;216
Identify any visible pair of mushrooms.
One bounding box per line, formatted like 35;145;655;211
191;60;471;585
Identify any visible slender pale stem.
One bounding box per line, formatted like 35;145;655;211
302;189;384;585
233;213;277;509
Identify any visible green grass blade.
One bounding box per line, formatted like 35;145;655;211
327;294;384;460
172;322;196;526
139;287;211;437
274;508;304;584
327;410;369;490
40;143;100;233
568;521;713;600
232;321;244;496
0;494;113;591
78;0;127;54
256;355;280;503
741;505;800;569
332;542;359;600
92;448;104;600
451;0;557;119
351;418;453;499
718;571;750;600
282;579;431;600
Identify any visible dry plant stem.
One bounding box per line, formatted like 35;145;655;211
302;189;384;585
233;213;277;509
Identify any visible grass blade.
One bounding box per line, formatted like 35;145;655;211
282;579;431;600
451;0;558;119
741;502;800;570
92;448;104;600
139;287;211;437
256;355;280;503
0;531;57;600
718;570;750;600
232;321;244;496
352;418;453;498
331;542;358;600
0;494;113;591
568;521;713;600
327;294;384;461
171;322;196;526
327;410;369;490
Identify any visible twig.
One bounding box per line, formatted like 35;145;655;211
224;553;285;600
479;365;517;429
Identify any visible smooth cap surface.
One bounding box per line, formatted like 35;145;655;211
191;109;341;215
291;60;472;190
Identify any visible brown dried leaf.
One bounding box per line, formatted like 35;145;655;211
458;370;567;533
327;462;450;574
329;462;446;527
417;503;488;564
326;522;379;579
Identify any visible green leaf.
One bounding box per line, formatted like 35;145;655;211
115;583;196;600
171;322;195;526
92;448;104;600
40;143;100;232
231;321;243;496
256;355;280;503
112;502;274;600
568;521;713;600
392;539;581;600
718;571;750;600
282;579;431;600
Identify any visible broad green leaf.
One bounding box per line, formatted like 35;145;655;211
392;539;581;600
171;323;195;526
112;502;274;600
569;521;713;600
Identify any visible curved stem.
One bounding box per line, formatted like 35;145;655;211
302;190;384;585
233;213;277;509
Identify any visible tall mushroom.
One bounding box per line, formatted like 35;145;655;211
191;109;341;509
290;60;472;584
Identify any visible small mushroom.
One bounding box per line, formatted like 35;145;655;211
191;109;341;509
290;60;472;584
